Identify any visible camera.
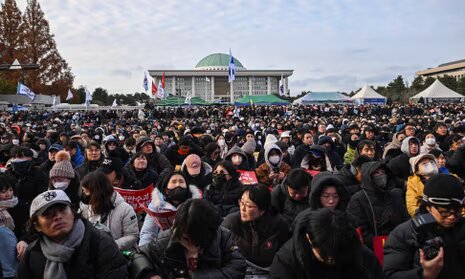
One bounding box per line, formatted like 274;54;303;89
412;213;443;260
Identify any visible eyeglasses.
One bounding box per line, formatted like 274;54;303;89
434;206;462;218
238;199;257;210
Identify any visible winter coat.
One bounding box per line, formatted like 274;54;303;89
122;165;158;190
203;178;243;218
271;180;311;226
255;143;292;186
147;151;173;182
163;143;204;168
75;157;105;179
383;218;465;279
71;145;85;168
17;218;128;279
181;160;212;191
39;159;54;177
387;136;420;181
382;132;402;161
270;210;384;279
292;144;311;168
139;185;202;246
8;167;48;238
334;164;362;196
343;145;357;165
405;175;426;217
225;145;251;171
222;211;291;268
346;161;409;249
129;227;247;279
49;170;81;210
447;146;465;180
309;171;349;210
80;192;139;250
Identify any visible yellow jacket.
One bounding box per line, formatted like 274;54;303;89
406;175;424;217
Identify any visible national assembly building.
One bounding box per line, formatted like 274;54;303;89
148;53;293;103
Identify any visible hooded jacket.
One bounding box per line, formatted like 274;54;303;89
71;145;85;168
387;136;420;181
269;210;384;279
36;138;51;164
80;192;139;250
382;132;403;161
225;145;251;171
222;210;291;268
271;178;311;226
256;143;291;186
309;171;348;211
204;176;243;218
180;160;212;191
139;185;201;246
346;161;409;249
334;164;362;197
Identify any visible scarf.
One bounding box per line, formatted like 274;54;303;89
41;218;85;279
0;196;18;230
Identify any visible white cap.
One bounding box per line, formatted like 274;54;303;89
30;190;71;218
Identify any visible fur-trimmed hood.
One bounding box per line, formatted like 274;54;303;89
149;185;202;212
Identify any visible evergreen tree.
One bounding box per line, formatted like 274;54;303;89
438;75;458;91
457;77;465;96
20;0;73;95
0;0;23;88
423;77;436;89
410;76;424;93
387;75;407;102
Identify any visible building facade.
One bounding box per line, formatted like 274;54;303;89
148;53;293;103
416;59;465;81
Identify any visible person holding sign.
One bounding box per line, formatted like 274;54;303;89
139;171;201;246
79;171;139;250
204;161;243;218
256;143;291;187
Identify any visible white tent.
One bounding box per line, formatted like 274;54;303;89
410;79;464;103
351;85;386;104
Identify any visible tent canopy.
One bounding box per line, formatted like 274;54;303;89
351;85;386;104
235;95;288;106
411;79;464;100
293;92;353;104
155;96;211;106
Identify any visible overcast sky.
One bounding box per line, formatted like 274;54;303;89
10;0;465;95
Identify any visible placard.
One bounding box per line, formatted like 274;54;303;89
237;170;259;185
114;184;154;213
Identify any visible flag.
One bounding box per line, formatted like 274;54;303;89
143;72;150;93
66;89;73;100
52;95;57;110
184;91;192;105
161;72;166;89
151;79;158;97
279;74;284;96
228;49;236;83
17;82;36;100
156;80;165;99
112;99;117;107
85;87;92;103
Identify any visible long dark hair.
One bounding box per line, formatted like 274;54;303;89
81;171;114;215
172;199;220;249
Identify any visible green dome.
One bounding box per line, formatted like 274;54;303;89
195;53;245;70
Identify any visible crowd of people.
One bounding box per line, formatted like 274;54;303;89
0;102;465;278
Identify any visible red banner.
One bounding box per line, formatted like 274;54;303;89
237;170;259;185
114;184;154;214
139;203;176;230
373;235;388;265
306;169;321;177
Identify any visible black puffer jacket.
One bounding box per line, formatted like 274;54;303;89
383;217;465;279
122;164;158;190
17;218;128;279
147;151;172;182
203;178;243;218
346;161;409;249
129;227;247;279
8;167;48;237
270;210;384;279
75;157;105;179
309;171;349;210
271;180;311;226
222;211;291;268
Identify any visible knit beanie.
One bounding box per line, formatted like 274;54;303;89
423;174;464;207
50;151;75;179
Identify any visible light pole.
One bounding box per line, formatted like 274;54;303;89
0;59;40;83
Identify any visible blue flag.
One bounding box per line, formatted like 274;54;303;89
228;49;236;83
17;82;36;101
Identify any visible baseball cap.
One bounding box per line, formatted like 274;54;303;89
98;157;124;175
49;143;63;152
184;154;202;176
30;190;71;217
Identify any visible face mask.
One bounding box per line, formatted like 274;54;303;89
118;136;125;141
166;187;189;206
218;139;226;146
425;138;436;146
81;194;91;205
12;160;32;176
12;139;19;145
419;162;438;176
231;155;243;165
212;173;227;188
269;155;280;165
53;181;70;191
178;146;190;156
372;174;388;189
331;137;337;143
